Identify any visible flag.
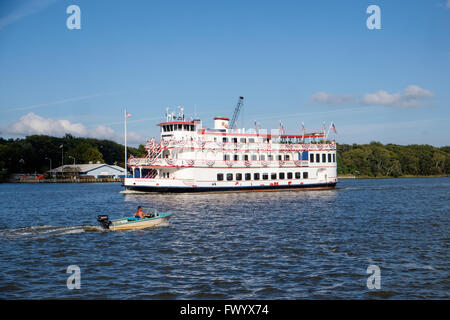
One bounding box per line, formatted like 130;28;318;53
126;112;131;118
301;122;305;133
59;144;63;149
331;122;337;134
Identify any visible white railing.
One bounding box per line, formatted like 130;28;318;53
146;140;336;152
129;139;336;168
128;158;316;168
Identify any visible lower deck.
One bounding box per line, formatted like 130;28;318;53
124;181;337;193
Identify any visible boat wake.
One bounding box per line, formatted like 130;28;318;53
119;189;148;194
0;225;105;240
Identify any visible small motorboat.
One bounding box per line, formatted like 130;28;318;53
97;209;172;231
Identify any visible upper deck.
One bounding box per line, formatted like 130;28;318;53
156;107;327;147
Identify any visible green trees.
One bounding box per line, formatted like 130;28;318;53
337;142;450;177
72;142;104;164
0;135;145;174
0;135;449;178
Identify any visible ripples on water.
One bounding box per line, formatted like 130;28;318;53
0;178;448;299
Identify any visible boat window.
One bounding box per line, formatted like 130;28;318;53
234;154;239;161
277;155;282;161
285;155;290;161
301;151;309;161
316;154;320;163
279;172;285;179
134;168;140;178
328;153;332;163
244;154;249;161
271;173;277;180
249;138;255;143
169;124;173;131
310;153;314;162
236;173;242;181
268;154;273;161
262;173;268;180
251;154;257;161
232;138;238;143
217;173;224;181
295;172;301;179
224;154;230;161
254;173;260;180
223;137;228;143
333;154;336;162
226;173;233;181
178;124;182;130
245;173;251;180
322;153;326;163
303;172;308;179
260;155;265;161
240;138;246;143
287;172;293;179
190;125;194;131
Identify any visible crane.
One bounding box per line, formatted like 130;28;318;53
229;96;244;130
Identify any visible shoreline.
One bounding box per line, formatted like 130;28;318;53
1;175;448;183
338;174;449;179
3;178;123;184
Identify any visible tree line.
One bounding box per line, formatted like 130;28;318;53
0;135;449;178
0;134;145;176
337;142;450;177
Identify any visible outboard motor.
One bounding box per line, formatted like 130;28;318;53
97;215;111;229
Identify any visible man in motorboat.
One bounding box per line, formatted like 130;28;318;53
134;206;154;219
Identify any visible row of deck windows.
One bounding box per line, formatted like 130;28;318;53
223;154;290;161
162;124;195;132
310;153;336;163
217;172;308;181
222;152;335;163
222;137;256;143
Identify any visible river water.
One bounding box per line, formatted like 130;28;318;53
0;178;448;299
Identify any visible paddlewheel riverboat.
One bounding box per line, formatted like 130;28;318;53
124;98;337;192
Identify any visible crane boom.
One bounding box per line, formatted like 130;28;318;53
229;96;244;130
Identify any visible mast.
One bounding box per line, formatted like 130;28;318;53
124;108;127;176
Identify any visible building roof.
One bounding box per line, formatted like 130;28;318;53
48;163;125;173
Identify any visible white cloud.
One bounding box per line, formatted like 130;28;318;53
4;112;144;144
361;85;433;108
90;125;116;139
8;112;88;137
310;85;433;108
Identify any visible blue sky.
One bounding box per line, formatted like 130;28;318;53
0;0;449;146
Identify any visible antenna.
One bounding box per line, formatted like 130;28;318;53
179;106;184;120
